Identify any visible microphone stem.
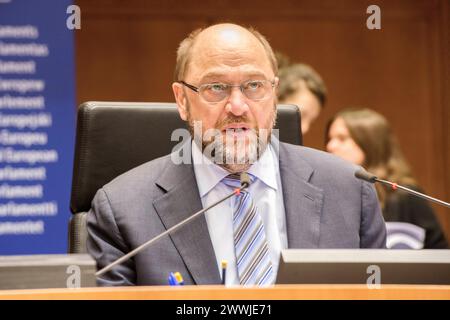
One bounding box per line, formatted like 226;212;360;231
96;185;248;277
376;178;450;209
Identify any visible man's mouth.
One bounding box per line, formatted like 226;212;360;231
221;123;251;132
221;124;253;139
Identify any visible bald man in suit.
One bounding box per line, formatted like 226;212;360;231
87;23;386;286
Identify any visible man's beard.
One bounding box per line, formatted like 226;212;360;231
186;101;277;173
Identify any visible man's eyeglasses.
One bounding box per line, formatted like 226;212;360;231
178;79;277;103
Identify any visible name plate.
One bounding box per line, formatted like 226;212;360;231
276;249;450;285
0;254;96;289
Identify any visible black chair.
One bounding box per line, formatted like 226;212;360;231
69;102;302;253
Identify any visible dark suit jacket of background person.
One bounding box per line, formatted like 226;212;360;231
385;187;448;249
87;140;387;286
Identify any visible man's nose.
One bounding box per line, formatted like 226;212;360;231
225;87;249;116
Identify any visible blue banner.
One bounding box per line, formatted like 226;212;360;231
0;0;75;254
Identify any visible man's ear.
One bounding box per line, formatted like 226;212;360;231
274;76;279;87
273;76;280;106
172;82;188;121
273;76;280;101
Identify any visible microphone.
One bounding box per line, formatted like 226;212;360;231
354;169;377;183
96;172;252;277
240;172;251;188
354;168;450;209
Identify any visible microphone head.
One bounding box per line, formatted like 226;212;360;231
240;172;251;188
354;169;377;183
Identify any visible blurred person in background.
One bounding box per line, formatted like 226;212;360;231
325;108;448;249
276;53;327;136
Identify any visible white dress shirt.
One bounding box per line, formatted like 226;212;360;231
192;140;287;285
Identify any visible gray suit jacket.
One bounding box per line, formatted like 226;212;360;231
87;142;386;286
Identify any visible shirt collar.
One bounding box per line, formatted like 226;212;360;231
192;139;279;198
192;140;229;198
247;142;278;191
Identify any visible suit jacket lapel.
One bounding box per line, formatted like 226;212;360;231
152;159;221;285
278;142;324;248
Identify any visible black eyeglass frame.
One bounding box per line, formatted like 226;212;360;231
177;79;277;103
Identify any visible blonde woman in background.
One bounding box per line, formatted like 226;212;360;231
326;108;448;249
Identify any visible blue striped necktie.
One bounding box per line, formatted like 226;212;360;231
222;174;274;286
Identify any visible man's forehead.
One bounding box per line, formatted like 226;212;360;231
197;67;269;83
187;26;273;81
188;56;273;83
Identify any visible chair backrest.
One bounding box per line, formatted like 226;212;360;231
69;101;302;253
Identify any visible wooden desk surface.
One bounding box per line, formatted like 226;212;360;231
0;284;449;300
